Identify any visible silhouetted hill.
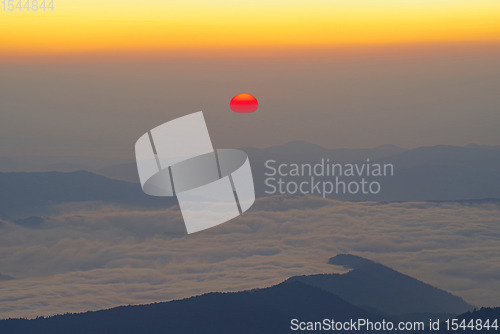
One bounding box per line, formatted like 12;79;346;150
288;254;472;315
0;255;488;333
0;281;385;334
98;162;140;183
0;273;14;281
0;171;176;219
328;253;377;268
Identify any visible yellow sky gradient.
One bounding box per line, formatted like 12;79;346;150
1;0;500;57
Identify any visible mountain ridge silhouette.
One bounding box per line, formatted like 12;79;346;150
288;254;473;315
0;255;483;333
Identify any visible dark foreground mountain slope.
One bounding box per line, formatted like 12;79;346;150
0;281;385;334
0;171;176;219
288;254;472;315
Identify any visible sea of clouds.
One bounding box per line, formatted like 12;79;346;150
0;195;499;319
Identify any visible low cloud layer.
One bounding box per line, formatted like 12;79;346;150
0;196;499;318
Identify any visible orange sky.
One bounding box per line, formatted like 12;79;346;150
1;0;500;58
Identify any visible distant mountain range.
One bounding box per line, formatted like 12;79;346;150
0;273;14;281
0;171;176;220
27;141;500;202
94;141;409;184
243;141;500;201
1;142;499;219
0;255;487;333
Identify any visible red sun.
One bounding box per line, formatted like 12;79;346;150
230;93;258;113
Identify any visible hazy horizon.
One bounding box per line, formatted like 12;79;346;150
2;43;500;160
